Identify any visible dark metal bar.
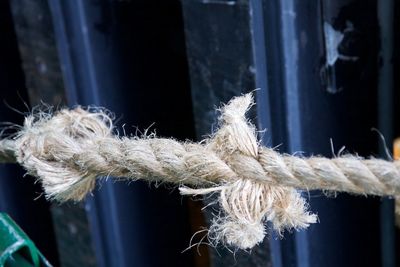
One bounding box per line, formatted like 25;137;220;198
257;0;389;266
49;1;196;266
377;1;396;267
8;0;99;266
182;0;273;266
0;1;59;265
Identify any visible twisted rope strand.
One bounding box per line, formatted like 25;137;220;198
0;93;397;249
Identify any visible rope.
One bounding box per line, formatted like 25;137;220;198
0;93;397;249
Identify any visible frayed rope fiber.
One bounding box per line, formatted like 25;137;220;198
1;93;400;249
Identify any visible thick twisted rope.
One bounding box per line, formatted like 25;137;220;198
0;93;398;249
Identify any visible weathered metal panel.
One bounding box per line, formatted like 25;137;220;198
8;1;97;266
182;1;273;266
0;1;59;265
48;1;198;266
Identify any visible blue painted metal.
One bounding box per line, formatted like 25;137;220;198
251;0;394;266
181;0;395;265
48;1;195;266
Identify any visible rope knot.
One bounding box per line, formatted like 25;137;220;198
6;93;395;250
182;94;317;249
15;107;113;201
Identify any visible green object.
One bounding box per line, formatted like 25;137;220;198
0;213;52;267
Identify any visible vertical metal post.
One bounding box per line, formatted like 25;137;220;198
377;1;396;266
184;0;396;266
182;0;273;266
257;0;392;266
49;1;196;266
0;1;59;265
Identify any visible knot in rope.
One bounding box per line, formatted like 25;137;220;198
1;93;399;250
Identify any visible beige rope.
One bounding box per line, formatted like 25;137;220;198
0;93;398;249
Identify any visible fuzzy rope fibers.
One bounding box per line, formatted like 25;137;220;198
0;93;399;250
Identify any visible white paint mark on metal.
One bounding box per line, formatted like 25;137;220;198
323;22;344;65
323;21;358;66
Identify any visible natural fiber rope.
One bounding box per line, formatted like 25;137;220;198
0;93;398;249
